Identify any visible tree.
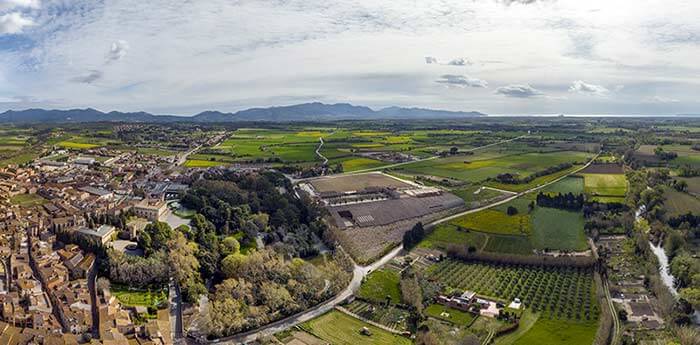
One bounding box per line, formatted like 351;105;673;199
506;206;518;216
450;146;459;155
138;221;173;255
221;236;241;256
221;253;247;279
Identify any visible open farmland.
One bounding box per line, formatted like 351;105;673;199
541;176;584;195
662;188;700;217
428;259;599;322
300;310;412;345
530;208;587;251
449;198;532;236
582;173;627;202
393;146;592;192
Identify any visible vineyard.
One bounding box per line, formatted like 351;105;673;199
428;259;598;321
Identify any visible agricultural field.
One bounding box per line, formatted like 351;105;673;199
393;145;592;191
419;224;488;252
441;192;587;254
635;144;700;169
582;173;627;202
357;269;401;304
541;176;584;195
428;259;599;321
530;208;587;252
662;188;700;217
184;159;225;168
300;310;412;345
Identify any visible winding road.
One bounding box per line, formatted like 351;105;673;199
200;141;600;344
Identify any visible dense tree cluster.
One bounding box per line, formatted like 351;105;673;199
402;222;426;250
653;146;678;160
495;163;573;184
203;249;352;337
536;192;584;211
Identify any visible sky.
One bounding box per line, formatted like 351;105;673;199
1;0;699;116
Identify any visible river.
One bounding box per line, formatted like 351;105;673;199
643;209;700;324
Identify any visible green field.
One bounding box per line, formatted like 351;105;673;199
511;318;598;345
335;157;386;172
420;224;488;251
358;269;401;304
395;149;591;187
425;304;477;326
184;159;226;167
111;284;167;308
57;141;100;149
450;198;532;236
663;188;700;217
530;208;587;251
300;311;412;345
541;176;584;195
582;173;627;202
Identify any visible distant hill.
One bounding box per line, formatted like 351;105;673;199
0;102;485;123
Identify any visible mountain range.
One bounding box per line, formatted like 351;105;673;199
0;102;484;123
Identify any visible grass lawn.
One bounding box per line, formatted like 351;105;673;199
110;284;167;308
301;311;412;345
511;318;598;345
419;224;488;251
358;269;401;304
10;193;47;207
582;173;627;198
530;207;588;251
425;304;477;326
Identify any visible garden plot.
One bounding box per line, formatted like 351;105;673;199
300;310;411;345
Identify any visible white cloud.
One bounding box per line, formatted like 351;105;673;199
436;74;488;88
0;12;34;34
1;0;700;115
0;0;40;11
647;96;679;103
106;40;129;63
447;58;472;66
568;80;609;96
495;84;543;98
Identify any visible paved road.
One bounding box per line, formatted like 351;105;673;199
315;137;328;165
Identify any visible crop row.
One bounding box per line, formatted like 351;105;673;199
429;259;599;321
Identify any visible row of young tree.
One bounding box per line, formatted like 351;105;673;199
494;163;573;185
